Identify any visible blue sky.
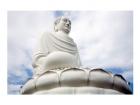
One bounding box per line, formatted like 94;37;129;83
8;11;133;94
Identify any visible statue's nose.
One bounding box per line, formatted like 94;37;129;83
66;22;70;27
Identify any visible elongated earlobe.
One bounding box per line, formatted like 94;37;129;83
54;26;58;32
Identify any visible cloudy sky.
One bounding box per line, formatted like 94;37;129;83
8;11;133;94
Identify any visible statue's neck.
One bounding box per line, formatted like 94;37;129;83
55;31;69;36
53;30;73;42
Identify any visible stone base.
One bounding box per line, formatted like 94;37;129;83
21;68;132;94
33;87;122;94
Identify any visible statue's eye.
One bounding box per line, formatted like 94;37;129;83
69;21;71;25
63;19;67;22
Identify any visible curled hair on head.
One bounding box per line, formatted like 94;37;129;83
54;17;62;32
54;17;62;25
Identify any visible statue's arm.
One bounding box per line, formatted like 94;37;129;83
32;52;47;68
75;43;82;66
77;51;82;66
32;32;49;68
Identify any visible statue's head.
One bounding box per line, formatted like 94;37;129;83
54;16;71;34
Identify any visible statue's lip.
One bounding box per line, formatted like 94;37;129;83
64;26;71;30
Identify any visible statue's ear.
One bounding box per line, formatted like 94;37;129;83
54;26;58;32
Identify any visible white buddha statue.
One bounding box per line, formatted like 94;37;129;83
21;16;132;94
32;16;81;76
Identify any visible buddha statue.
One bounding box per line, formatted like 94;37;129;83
32;16;81;76
21;16;132;94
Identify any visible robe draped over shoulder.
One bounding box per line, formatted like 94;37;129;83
32;32;81;75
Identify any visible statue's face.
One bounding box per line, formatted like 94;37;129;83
55;17;71;34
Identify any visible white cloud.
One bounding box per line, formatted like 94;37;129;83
8;84;21;94
70;11;133;69
8;11;56;78
122;69;133;83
